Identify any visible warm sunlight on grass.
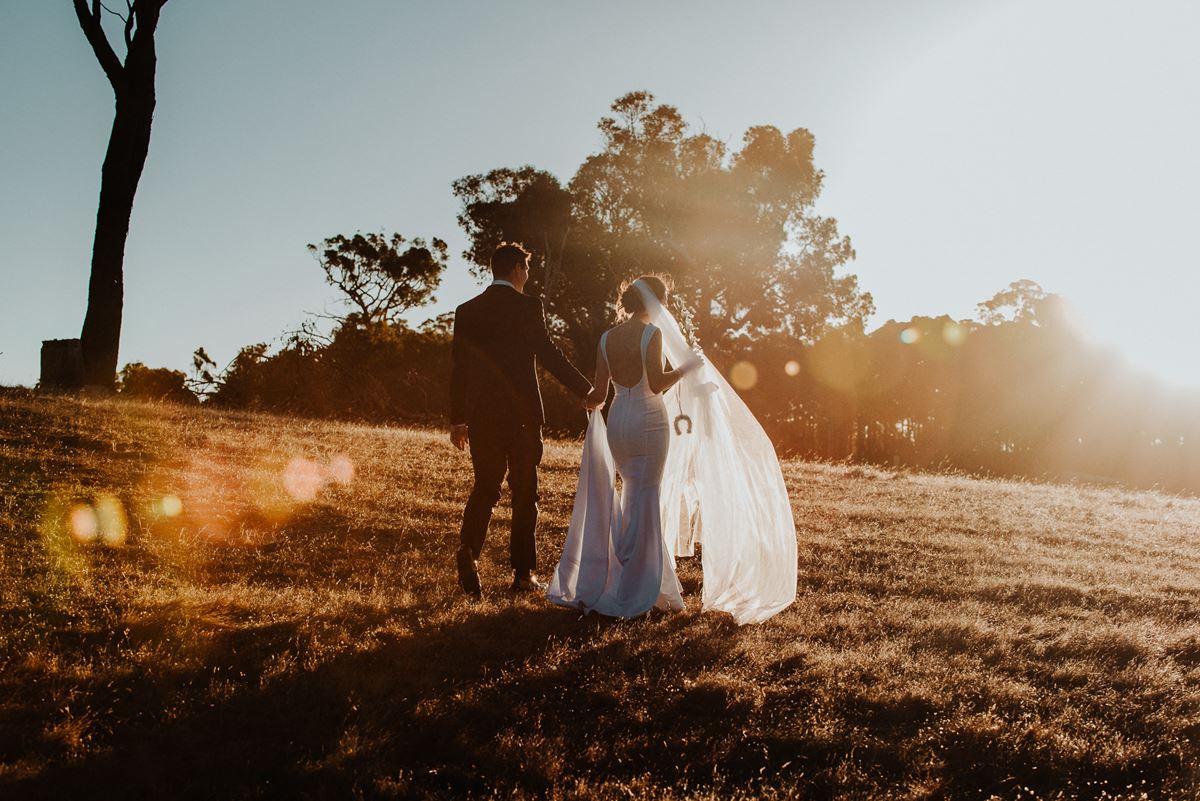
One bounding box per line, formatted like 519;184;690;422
2;390;1199;799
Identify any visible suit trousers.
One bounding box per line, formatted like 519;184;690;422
459;420;543;572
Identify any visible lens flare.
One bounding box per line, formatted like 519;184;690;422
280;455;358;504
328;455;355;486
942;322;967;346
68;504;99;543
283;457;325;502
159;494;183;517
95;494;128;546
729;361;759;391
900;327;921;345
784;360;801;377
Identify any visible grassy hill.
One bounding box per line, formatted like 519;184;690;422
1;390;1198;800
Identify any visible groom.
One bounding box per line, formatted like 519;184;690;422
449;242;592;597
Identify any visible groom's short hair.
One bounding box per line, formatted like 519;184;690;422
491;242;530;278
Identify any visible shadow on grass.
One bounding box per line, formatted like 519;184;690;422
14;587;1169;801
5;601;677;800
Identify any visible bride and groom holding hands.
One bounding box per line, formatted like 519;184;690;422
449;243;796;624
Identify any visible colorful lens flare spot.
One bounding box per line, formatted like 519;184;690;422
282;455;357;502
95;494;128;546
328;455;355;486
784;360;801;377
159;494;183;517
900;327;921;345
68;496;128;546
942;322;967;346
283;457;325;502
729;361;759;390
68;504;99;543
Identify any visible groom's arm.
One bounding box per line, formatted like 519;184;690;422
526;298;592;398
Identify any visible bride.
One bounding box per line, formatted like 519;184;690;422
548;276;797;624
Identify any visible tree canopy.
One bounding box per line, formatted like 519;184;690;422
454;91;873;362
308;232;448;327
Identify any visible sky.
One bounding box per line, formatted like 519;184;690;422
2;0;1198;389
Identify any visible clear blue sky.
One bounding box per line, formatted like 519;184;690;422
3;0;1198;388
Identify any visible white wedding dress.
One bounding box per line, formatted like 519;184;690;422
547;324;685;618
549;281;797;624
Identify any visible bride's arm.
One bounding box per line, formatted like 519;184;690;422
646;329;686;395
584;339;610;409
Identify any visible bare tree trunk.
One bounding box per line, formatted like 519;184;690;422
81;89;155;387
73;0;166;389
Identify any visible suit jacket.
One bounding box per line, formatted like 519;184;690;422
450;285;591;428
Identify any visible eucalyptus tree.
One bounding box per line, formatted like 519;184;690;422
72;0;170;388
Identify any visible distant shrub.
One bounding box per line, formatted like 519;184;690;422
118;362;198;405
205;321;450;424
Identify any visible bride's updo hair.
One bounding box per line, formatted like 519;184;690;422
618;274;671;317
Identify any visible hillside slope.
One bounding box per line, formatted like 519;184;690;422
1;390;1199;800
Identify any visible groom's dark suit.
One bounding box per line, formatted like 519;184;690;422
450;283;591;572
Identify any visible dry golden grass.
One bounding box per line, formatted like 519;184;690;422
2;389;1199;800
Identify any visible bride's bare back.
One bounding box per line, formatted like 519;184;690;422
605;320;654;387
586;319;682;400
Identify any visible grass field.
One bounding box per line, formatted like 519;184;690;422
2;389;1199;800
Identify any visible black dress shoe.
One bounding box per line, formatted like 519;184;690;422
457;545;482;599
511;571;547;592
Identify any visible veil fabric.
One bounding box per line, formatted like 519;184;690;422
549;280;797;624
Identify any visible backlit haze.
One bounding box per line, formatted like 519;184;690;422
2;0;1197;388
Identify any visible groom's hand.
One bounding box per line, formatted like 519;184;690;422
583;386;605;411
450;424;469;451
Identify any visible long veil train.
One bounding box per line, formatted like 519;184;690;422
549;281;797;624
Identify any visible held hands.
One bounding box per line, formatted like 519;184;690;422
449;423;469;451
583;387;607;411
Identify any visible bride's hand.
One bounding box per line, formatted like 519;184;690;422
583;389;606;411
678;351;705;375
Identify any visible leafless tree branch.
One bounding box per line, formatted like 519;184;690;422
122;3;135;50
98;2;126;22
73;0;124;92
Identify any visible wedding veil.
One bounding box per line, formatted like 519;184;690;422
549;280;797;624
638;281;797;624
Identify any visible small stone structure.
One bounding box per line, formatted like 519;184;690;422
40;339;83;389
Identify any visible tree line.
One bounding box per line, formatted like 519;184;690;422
112;92;1200;494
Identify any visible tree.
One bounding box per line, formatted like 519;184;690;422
976;279;1052;325
73;0;171;388
454;91;873;363
308;232;448;327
